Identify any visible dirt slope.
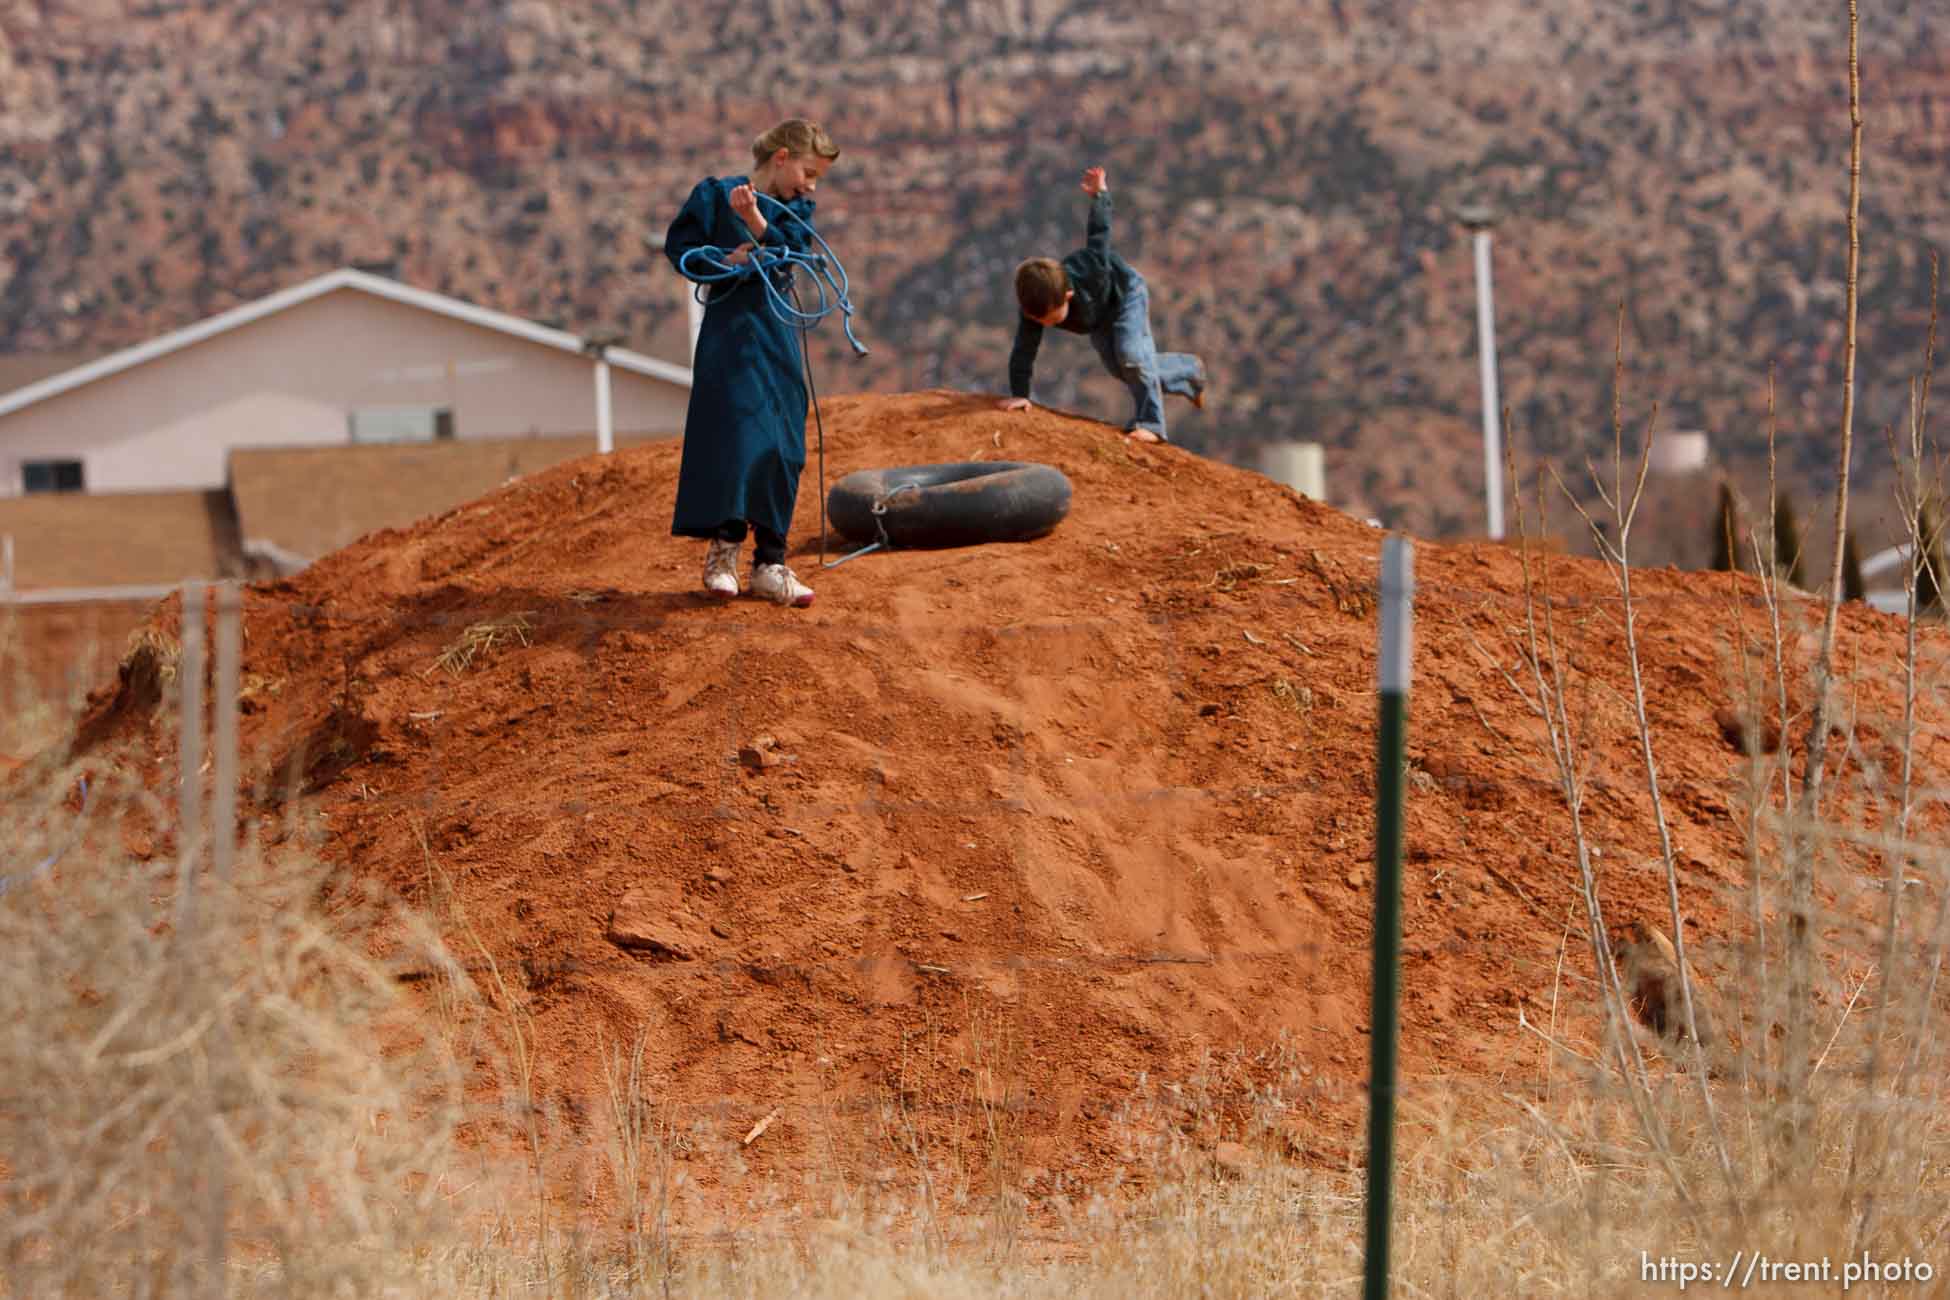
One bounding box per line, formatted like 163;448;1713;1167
75;390;1950;1214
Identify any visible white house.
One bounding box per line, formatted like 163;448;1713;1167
0;267;692;500
0;269;699;600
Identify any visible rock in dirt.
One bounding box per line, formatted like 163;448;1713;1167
606;889;710;960
739;736;784;770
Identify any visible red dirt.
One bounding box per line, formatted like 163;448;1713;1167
70;390;1950;1223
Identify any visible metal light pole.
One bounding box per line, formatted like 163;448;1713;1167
583;328;626;454
1456;204;1504;540
594;356;614;454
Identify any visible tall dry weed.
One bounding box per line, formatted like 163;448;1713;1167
0;750;474;1297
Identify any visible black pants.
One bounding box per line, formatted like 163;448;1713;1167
715;519;786;567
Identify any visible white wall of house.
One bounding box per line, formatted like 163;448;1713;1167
86;391;347;493
0;287;691;496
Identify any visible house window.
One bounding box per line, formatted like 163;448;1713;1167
348;405;455;443
22;459;85;494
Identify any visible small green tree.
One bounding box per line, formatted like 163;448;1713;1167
1710;483;1743;572
1841;528;1867;603
1773;490;1808;588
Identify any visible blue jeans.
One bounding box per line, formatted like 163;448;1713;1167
1089;274;1202;439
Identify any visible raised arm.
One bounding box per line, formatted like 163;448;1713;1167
1081;166;1111;254
758;195;818;255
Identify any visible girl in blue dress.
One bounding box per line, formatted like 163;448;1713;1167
663;119;840;608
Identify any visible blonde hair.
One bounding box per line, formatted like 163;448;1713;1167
1014;258;1069;317
752;118;841;167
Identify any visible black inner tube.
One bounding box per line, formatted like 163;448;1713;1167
826;461;1073;550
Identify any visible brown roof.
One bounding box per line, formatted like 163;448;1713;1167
0;489;228;590
228;432;673;563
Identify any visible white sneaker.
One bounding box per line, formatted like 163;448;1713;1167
751;562;814;608
702;538;741;599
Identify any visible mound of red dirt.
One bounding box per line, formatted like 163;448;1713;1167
75;390;1950;1212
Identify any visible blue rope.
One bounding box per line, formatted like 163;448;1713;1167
676;190;870;357
0;775;93;898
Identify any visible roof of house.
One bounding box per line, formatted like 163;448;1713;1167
227;432;671;563
0;269;692;421
0;489;227;591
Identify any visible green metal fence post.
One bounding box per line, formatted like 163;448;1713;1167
1364;536;1414;1300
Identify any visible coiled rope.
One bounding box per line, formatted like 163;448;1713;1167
675;190;870;358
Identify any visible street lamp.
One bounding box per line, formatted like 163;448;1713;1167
582;326;627;455
1455;202;1504;541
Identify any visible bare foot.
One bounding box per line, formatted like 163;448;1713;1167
1125;428;1163;444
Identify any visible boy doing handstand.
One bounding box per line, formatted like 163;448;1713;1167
999;166;1205;443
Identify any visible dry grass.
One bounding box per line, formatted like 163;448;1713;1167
124;626;183;683
0;763;474;1296
1269;677;1314;715
427;612;534;679
1208;560;1268;591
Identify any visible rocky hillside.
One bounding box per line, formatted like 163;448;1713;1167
2;0;1946;552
